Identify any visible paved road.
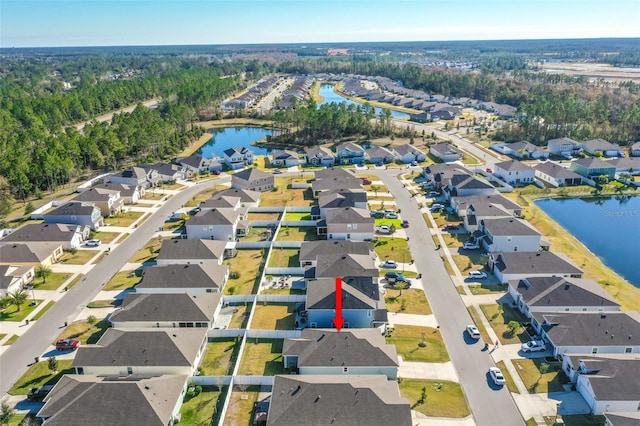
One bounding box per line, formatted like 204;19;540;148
0;177;229;396
372;169;524;426
73;98;161;131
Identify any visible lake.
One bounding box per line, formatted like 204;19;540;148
317;84;410;119
535;196;640;288
198;127;276;158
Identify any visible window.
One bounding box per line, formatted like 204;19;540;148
625;347;632;353
565;308;570;311
592;347;598;354
347;224;352;230
353;224;357;230
343;367;349;374
310;322;317;328
179;322;187;328
127;367;133;375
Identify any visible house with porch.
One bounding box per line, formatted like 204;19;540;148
185;208;247;241
155;239;229;266
71;187;123;217
135;263;228;294
282;328;399;379
231;168;274;192
335;142;365;165
493;160;535;186
43;202;104;230
223;146;254;170
0;265;34;298
429;143;463;162
570;158;617;181
534;162;584;187
393;144;426;164
270;150;300;168
579;139;625;158
304;146;335;166
1;223;89;250
488;251;583;284
365;146;397;165
508;276;621;318
476;217;544;253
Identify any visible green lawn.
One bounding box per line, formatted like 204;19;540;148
512;358;566;394
468;284;509;295
59;250;99;265
199;338;240;376
374;218;402;229
104;211;144;226
276;226;319;241
451;253;486;275
6;413;34;426
228;303;252;329
260;182;316;207
251;303;296;330
0;300;43;322
3;334;19;345
223;250;265;295
32;300;55;320
442;232;468;248
87;299;121;308
386;325;449;363
225;386;260;426
8;360;74;395
240;227;272;242
53;319;110;345
247;212;281;221
33;272;73;290
180;387;224;426
103;270;141;291
260;287;306;296
374;237;411;262
467;306;491;344
127;236;168;263
385;288;432;315
89;231;120;243
283;212;311;221
399;379;470;418
238;338;287;376
267;248;300;268
495;360;520;393
480;303;529;345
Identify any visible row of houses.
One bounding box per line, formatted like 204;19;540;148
493;138;639;161
222;76;280;110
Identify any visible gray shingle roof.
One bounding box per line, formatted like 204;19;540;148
495;160;533;172
314;254;378;279
0;242;62;263
325;207;372;224
512;277;620;309
2;223;82;243
73;328;207;368
156;239;227;262
454;194;521;216
573;357;640;400
481;218;541;236
110;292;221;323
186;208;241;226
582;138;620;152
232;168;270;182
534;162;583;179
72;187;119;202
393;144;423;156
572;157;615;169
267;375;412;426
200;195;241;209
136;264;228;290
94;183;137;197
299;240;374;263
217;188;261;204
283;328;398;368
45;202;99;217
430;143;462;158
38;375;187;426
492;251;583;275
604;412;640;426
306;277;380;310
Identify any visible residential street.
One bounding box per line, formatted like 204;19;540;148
372;169;525;426
0;176;229;396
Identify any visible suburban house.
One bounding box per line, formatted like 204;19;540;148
43;202;104;231
141;163;184;182
631;141;640;157
508;276;621;318
335;142;365;165
199;195;242;211
570;158;617;180
223;146;254;170
135;264;229;294
93;183;140;204
299;240;374;267
429;143;463;162
304;277;385;329
71;187;123;217
488;251;583;284
534;162;584;187
531;311;640;357
267;375;412;426
423;164;472;190
270;149;300;168
231;168;274;192
604;412;640;426
608;157;640;175
176;155;218;175
0;265;34;297
547;137;581;158
314;190;367;220
476;218;544;252
282;328;399;379
393;144;426;164
311;169;362;197
109;292;222;329
561;356;640;415
364;146;397;165
321;207;374;241
491;141;549;160
0;242;64;268
72;328;208;376
37;375;187;426
409;112;431;123
493;160;535;186
444;173;496;199
451;194;522;232
1;223;89;250
185;208;247;241
310;252;379;282
155;239;229;266
110;166;159;190
216;188;261;208
579;139;625;158
304;146;335;166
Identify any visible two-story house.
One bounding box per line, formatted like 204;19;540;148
93;183;141;204
177;155;219;175
491;141;549;160
493;160;535;186
304;146;335;166
141;162;185;182
216;188;261;208
43;202;104;231
365;146;397;165
393;144;426;164
155;239;229;266
311;169;362;197
110;166;158;191
547;137;581;158
570;158;617;181
270;149;300;168
477;218;544;252
451;194;522;232
72;187;123;217
223;146;254;170
321;207;374;241
335;142;365;165
314;190;367;220
299;240;374;268
231;168;274;192
185;208;246;241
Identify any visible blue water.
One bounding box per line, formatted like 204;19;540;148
317;84;410;119
535;196;640;288
198;127;276;157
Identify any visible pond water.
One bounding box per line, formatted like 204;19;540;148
535;196;640;288
198;127;276;157
317;84;410;119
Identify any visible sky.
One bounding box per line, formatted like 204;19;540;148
1;0;639;48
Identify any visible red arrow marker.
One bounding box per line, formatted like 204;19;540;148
333;277;345;331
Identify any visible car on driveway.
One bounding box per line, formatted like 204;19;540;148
371;211;385;219
468;271;488;279
86;239;101;247
489;367;506;386
485;168;493;174
466;325;481;340
361;178;372;185
430;204;444;212
521;340;546;353
375;225;392;234
463;241;480;250
385;212;399;219
381;260;398;269
272;169;283;174
443;223;459;231
428;191;440;197
385;272;410;285
56;339;80;351
27;385;55;401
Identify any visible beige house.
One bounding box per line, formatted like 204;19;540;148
0;242;64;268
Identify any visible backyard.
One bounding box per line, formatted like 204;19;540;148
251;303;296;330
228;303;252;329
260;181;315;207
399;379;470;418
224;386;261;426
180;386;225;426
276;226;319;241
199;338;241;376
386;325;449;363
267;248;300;268
237;338;287;376
385;288;432;315
480;303;529;345
223;250;266;295
282;212;311;221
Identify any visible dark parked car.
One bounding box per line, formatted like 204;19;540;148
55;339;80;351
402;220;410;228
443;223;459;231
27;385;54;401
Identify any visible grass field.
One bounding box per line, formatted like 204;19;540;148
224;386;261;426
374;237;411;261
223;250;265;295
267;248;300;268
283;212;312;221
104;211;143;227
251;303;296;330
399;379;470;418
238;338;287;376
247;212;281;221
0;300;43;322
496;360;520;394
103;270;141;291
200;338;240;376
466;306;492;343
451;252;487;275
276;226;319;241
512;358;566;394
33;272;73;290
480;303;529;345
60;250;99;265
88;231;119;243
53;319;110;345
260;180;316;207
386;325;449;363
468;284;508;295
180;386;224;426
228;303;252;329
127;236;167;263
385;288;432;315
9;360;74;395
2;335;19;346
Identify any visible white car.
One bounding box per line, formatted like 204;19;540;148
489;367;506;386
375;225;392;234
381;260;398;269
428;191;440;197
521;340;546;353
385;212;399;219
463;241;480;250
86;239;101;247
466;325;481;339
468;271;488;279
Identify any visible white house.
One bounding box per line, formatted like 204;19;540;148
488;252;583;284
491;141;549;160
547;137;581;158
429;143;463;162
0;265;34;298
223;146;254;170
579;139;624;158
270;150;300;168
1;223;89;250
185;208;246;241
304;146;335;166
393;144;426;164
324;207;374;241
477;218;543;253
493;160;535;186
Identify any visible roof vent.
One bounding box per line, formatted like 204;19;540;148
145;384;150;390
315;395;321;402
629;335;633;339
601;314;606;319
611;334;615;339
564;284;570;290
172;334;177;337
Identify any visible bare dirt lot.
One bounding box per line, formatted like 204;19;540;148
540;62;640;82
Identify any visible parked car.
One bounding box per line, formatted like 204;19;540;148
375;225;392;234
385;212;399;219
411;161;418;166
466;325;481;340
443;223;459;231
485;168;493;174
370;210;382;217
381;260;398;269
27;385;55;401
372;211;385;219
428;191;440;197
430;204;444;212
521;340;546;353
468;271;488;279
385;271;410;284
463;241;480;250
86;239;101;247
56;339;80;351
272;169;283;174
402;220;410;228
361;178;372;185
212;170;221;175
489;367;506;386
